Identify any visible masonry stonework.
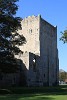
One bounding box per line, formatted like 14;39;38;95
17;15;59;86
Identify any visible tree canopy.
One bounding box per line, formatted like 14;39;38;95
0;0;26;73
60;29;67;43
59;71;67;81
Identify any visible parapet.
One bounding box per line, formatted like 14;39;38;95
22;14;41;22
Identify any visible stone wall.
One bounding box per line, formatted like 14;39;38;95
0;73;20;87
40;17;59;86
18;15;40;55
15;15;59;86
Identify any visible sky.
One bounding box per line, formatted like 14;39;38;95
16;0;67;71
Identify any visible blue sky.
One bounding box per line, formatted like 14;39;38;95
16;0;67;71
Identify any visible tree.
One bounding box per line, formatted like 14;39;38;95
60;29;67;43
0;0;26;73
59;72;67;81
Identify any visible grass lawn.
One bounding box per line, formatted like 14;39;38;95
0;85;67;100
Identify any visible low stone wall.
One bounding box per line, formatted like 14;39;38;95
0;73;20;87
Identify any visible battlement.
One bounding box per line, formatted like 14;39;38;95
22;14;41;22
22;15;56;29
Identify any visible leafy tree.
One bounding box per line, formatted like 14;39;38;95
59;72;67;81
0;0;26;73
60;29;67;43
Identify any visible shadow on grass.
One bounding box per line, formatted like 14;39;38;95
0;94;54;100
0;85;67;100
3;85;67;95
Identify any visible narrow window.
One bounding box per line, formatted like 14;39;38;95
44;74;45;77
33;56;36;71
29;29;32;33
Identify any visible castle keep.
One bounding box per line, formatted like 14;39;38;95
17;15;59;86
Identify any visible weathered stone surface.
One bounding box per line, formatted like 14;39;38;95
16;15;59;86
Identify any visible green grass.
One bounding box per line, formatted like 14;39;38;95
0;94;67;100
0;85;67;100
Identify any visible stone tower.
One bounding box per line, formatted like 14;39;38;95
17;15;59;86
